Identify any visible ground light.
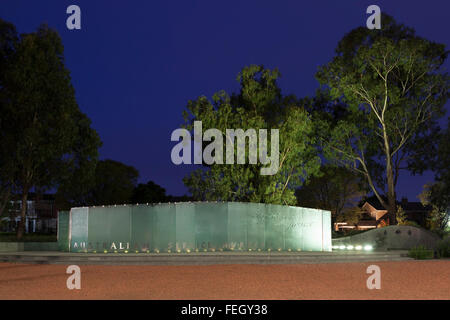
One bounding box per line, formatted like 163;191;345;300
339;245;346;250
364;245;373;251
355;245;362;250
346;245;354;250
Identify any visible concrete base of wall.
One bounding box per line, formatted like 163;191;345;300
0;250;412;265
332;226;441;250
0;242;58;252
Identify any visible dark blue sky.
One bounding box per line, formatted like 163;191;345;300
1;0;449;201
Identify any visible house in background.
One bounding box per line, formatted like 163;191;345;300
334;197;431;232
0;193;57;234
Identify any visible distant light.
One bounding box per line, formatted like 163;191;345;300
364;245;373;251
339;245;346;250
332;245;339;249
355;245;362;250
347;245;354;250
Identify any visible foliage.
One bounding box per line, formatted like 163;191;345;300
395;206;407;225
436;237;450;258
419;183;450;232
0;232;56;242
315;14;449;223
295;165;367;222
335;207;365;226
182;65;321;205
395;205;419;227
418;120;450;228
407;245;434;260
87;160;138;206
131;180;168;204
0;19;101;238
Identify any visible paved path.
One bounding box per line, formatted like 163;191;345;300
0;260;448;299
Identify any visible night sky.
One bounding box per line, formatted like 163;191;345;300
1;1;449;201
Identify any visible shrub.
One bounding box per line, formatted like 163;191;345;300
407;245;434;260
396;206;420;227
436;237;450;258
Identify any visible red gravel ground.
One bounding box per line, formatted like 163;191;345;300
0;260;448;300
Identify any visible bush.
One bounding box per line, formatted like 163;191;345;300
436;237;450;258
0;232;57;242
408;245;434;260
430;228;449;239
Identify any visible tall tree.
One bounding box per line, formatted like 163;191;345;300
85;160;139;206
0;19;18;218
316;15;449;224
181;65;321;205
295;165;367;223
431;118;450;212
0;21;101;239
419;118;450;231
131;180;168;204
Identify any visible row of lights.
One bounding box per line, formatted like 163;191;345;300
332;245;373;251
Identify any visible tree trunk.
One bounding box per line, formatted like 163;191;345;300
16;189;29;240
383;126;397;225
386;151;397;225
0;188;11;217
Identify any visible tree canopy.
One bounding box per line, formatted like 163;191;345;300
315;14;449;223
0;20;101;238
131;180;168;204
181;65;321;205
295;165;367;222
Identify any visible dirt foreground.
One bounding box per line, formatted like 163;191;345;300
0;260;448;300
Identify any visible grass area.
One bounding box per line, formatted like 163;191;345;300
0;232;57;242
407;245;434;259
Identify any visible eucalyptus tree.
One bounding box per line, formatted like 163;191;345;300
316;15;449;223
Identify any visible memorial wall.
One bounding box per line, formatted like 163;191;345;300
58;202;332;253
